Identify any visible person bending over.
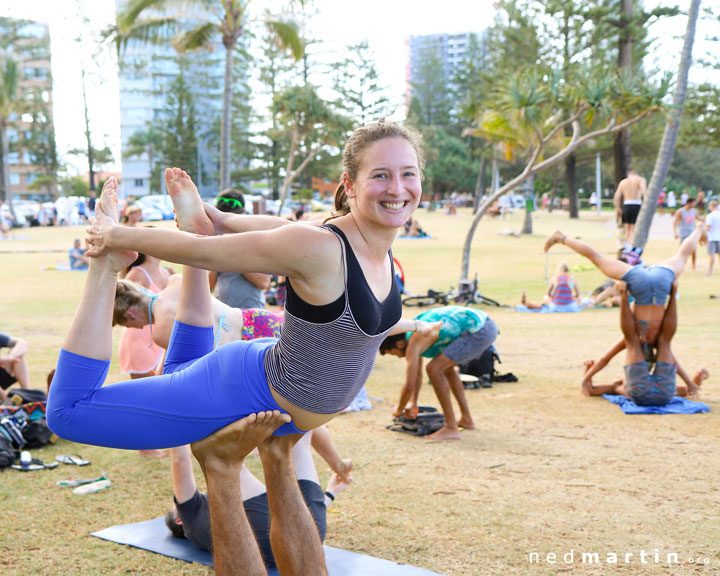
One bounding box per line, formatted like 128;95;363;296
167;425;351;570
544;222;705;347
0;332;32;402
379;305;499;440
48;119;430;452
520;262;581;312
581;282;708;405
190;412;328;576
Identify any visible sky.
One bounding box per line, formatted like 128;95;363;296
0;0;715;174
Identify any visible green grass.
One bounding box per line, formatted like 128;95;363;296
1;210;719;576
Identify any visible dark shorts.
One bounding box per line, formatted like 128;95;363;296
442;319;499;365
0;366;17;390
624;361;676;406
708;241;720;255
622;203;641;224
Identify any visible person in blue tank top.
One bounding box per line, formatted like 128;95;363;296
379;306;499;440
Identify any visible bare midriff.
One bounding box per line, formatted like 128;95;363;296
270;387;341;432
634;304;665;344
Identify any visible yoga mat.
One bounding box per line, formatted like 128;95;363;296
91;517;449;575
602;394;710;415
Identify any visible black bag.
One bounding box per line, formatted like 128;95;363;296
459;347;498;380
22;419;54;449
6;389;47;405
387;406;445;437
0;436;15;470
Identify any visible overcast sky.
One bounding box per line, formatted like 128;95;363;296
0;0;715;173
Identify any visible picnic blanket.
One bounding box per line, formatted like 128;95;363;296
602;394;710;415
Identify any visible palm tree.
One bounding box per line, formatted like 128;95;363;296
632;0;701;249
109;0;304;190
0;50;21;219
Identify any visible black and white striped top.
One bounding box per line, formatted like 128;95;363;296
264;226;401;414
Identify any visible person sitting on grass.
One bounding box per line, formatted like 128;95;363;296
520;262;581;312
581;281;708;405
68;238;90;270
379;306;499;440
167;424;352;570
190;412;329;576
0;332;32;402
544;222;705;347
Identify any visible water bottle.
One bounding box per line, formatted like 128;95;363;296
19;450;32;468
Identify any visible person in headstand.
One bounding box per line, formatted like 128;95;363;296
48;118;429;450
544;222;706;348
580;281;708;405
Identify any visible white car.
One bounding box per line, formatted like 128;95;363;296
134;196;165;221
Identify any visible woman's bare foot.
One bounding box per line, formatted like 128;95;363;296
191;411;291;467
138;449;168;459
164;167;213;236
544;230;566;252
93;178;138;273
426;426;461;441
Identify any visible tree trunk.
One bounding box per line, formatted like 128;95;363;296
632;0;700;249
220;43;234;190
565;153;578;218
0;126;15;218
614;0;634;187
81;66;95;192
473;156;486;213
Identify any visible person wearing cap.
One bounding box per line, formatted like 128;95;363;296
208;189;272;309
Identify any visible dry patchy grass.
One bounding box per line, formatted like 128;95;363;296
0;209;719;575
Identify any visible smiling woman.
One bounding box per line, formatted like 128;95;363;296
47;118;433;451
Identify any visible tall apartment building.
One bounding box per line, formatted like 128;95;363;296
115;2;229;198
406;31;487;119
1;19;56;200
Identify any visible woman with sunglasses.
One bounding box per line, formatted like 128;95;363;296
209;189;272;310
48;119;429;449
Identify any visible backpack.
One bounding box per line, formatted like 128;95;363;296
0;436;16;469
387;406;446;437
459;347;518;386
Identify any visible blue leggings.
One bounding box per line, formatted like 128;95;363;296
47;321;303;450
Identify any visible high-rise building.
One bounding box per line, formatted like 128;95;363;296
115;2;229;198
1;19;57;200
406;31;488;120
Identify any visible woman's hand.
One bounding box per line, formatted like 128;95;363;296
85;212;118;257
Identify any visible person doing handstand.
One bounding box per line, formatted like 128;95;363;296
580;281;708;405
379;306;499;440
544;222;706;347
48;119;430;451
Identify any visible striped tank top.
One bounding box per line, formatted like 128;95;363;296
551;274;575;305
264;226;401;414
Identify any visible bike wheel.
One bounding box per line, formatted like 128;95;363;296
475;294;502;307
402;295;439;307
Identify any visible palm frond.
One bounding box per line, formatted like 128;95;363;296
265;19;304;61
173;22;218;52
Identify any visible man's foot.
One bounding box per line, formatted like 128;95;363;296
257;431;303;466
165;168;213;235
425;426;461;440
191;411;291;466
521;290;527;305
581;377;593;397
457;417;476;430
544;230;566;252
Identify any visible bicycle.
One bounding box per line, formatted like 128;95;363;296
401;275;503;308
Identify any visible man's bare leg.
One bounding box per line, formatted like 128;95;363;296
445;365;476;430
425;355;461;440
258;434;328;576
544;230;632;280
662;222;706;278
191;411;291;576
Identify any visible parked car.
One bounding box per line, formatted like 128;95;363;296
134;196;166;221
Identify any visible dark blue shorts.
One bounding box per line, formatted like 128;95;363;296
624;361;676;406
621;265;675;306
